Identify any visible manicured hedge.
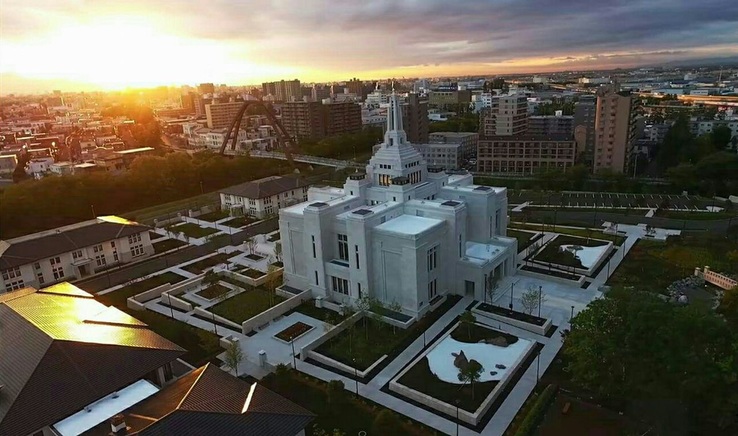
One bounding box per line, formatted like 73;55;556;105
514;384;558;436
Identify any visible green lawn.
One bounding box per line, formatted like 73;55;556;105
171;223;219;239
511;223;626;245
97;272;186;308
533;235;611;269
607;235;738;295
398;323;517;412
198;209;231;222
507;229;540;252
152;238;187;254
315;296;461;371
217;274;251;290
209;288;286;323
197;283;232;300
182;253;232;274
122;191;219;224
291;299;349;323
261;369;437;436
222;216;256;228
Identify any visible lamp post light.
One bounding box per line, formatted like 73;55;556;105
538;285;542;318
509;282;515;311
570;305;575;322
166;293;175;319
290;335;297;369
352;358;359;396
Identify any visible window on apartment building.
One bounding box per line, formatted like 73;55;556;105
459;234;463;257
2;266;22;281
36;270;45;285
95;252;107;267
428;279;438;300
357;282;362;299
337;234;348;261
354;245;360;269
33;262;41;270
110;241;116;248
427;246;438;271
311;236;316;258
131;245;145;257
50;256;64;280
72;250;83;260
265;205;274;215
128;233;142;244
93;244;102;253
331;276;349;295
4;279;25;292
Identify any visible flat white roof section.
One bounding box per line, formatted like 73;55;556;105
465;241;507;265
374;215;443;236
52;379;160;436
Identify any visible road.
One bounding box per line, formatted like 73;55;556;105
75;218;279;293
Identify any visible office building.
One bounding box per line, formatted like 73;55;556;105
429;132;479;160
277;94;517;319
346;78;366;99
573;95;597;166
480;94;529;137
477;136;577;174
401;93;430;143
593;88;640;173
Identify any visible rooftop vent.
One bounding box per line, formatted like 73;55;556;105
349;173;366;180
308;202;328;208
473;186;492;191
441;200;461;207
352;209;373;216
427;166;445;173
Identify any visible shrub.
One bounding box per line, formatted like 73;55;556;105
514;384;558;436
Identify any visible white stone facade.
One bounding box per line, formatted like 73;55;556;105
278;94;517;319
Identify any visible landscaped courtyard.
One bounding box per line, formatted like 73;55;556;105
197;209;231;222
221;216;255;228
397;322;530;412
97;271;187;308
171;222;219;239
531;235;610;269
197;283;232;300
152;238;187;254
209;287;286;323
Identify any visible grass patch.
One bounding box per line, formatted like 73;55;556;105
121;191;219;224
197;283;232;300
171;222;219;239
397;323;521;413
261;369;436;436
182;253;232;274
218;274;251;290
290;300;348;323
152;238;187;253
245;253;264;261
238;268;265;279
607;235;738;295
149;231;165;240
511;223;626;245
198;209;230;222
507;229;540;252
532;235;610;269
222;216;256;228
97;272;186;308
275;321;313;341
209;288;285;323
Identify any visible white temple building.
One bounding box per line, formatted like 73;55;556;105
278;94;517;319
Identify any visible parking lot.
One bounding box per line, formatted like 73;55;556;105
508;190;718;210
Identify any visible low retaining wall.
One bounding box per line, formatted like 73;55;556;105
132;283;172;303
309;350;388;378
193;306;242;331
160;292;193;312
518;267;586;287
389;322;536;426
223;268;282;288
472;304;552;335
299;311;363;361
373;312;415;330
533;236;614;277
240;290;311;335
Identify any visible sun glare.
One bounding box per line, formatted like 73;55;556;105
0;16;295;90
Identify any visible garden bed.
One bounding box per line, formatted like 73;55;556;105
532;235;609;269
288;300;348;323
198;209;230;222
221;216;255;228
521;265;581;281
149;231;165;240
209;288;285;323
476;303;547;326
182;253;232;274
275;321;314;342
197;283;232;300
97;272;186;308
237;268;265;279
172;222;219;239
245;253;265;261
152;238;187;254
507;229;542;252
271;261;284;268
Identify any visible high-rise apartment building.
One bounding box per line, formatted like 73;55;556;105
205;101;246;129
180;92;196;113
281;101;361;139
593;88;639;173
262;80;302;102
401;93;429;143
198;83;215;94
528;114;574;137
477;136;577;174
480;94;528;137
573;95;596;167
346;78;366;99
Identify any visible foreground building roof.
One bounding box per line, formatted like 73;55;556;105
84;363;315;435
0;215;150;269
0;283;185;436
219;175;308;199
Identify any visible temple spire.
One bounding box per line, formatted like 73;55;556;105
384;92;407;147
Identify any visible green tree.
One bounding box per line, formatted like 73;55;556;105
457;359;484;400
274;241;283;264
486;273;500;305
565;289;738;429
657;114;693;171
459;310;476;339
372;410;403;434
521;286;544;315
711;125;733;150
202;270;219;287
223;341;244;377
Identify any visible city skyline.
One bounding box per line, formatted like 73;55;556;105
2;0;738;94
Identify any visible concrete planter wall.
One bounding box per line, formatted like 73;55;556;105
160;291;193;312
193;306;242;331
299;311;363;360
240;290;311;335
389;322;536;426
531;236;614;277
222;268;283;288
518;267;586;287
308;350;388;378
472;304;552;336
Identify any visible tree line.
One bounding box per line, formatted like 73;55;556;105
298;127;382;160
0;152;286;238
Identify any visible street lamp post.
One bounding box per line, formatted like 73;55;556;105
570;305;575;322
167;294;175;319
290;335;297;369
91;204;96;219
455;399;460;436
509;282;515;311
352;358;359;396
483;273;488;304
538;285;542;318
211;312;218;335
536;348;541;384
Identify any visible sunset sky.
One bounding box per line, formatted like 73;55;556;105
1;0;737;94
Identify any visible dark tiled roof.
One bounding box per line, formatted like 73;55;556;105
0;284;185;436
84;364;314;436
0;216;150;269
219;176;308;199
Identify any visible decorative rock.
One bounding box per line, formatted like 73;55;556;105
495;364;506;370
489;371;498;376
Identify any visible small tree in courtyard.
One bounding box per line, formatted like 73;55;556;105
245;236;257;254
265;264;281;306
457;360;484;400
521;285;545;316
274;241;283;264
326;380;345;405
223;342;244;377
387;300;403;334
372;410;403;434
459;310;476;339
203;269;219;287
486;274;500;305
